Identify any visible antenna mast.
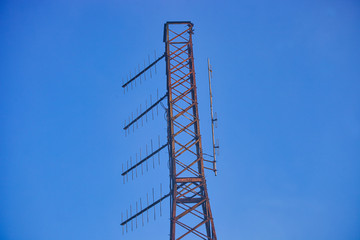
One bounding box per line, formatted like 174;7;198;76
165;21;217;240
120;21;218;240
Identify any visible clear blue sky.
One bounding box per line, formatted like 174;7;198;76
1;1;359;240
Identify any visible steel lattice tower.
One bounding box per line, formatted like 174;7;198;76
164;21;217;240
120;21;217;240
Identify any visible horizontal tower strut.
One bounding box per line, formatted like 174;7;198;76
121;143;168;176
123;93;167;130
122;54;165;88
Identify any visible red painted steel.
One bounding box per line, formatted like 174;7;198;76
164;22;217;240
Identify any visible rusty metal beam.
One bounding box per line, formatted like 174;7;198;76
175;177;202;183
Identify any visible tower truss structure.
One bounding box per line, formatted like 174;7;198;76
164;21;217;240
120;21;217;240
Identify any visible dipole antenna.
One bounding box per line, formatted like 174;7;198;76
207;58;219;176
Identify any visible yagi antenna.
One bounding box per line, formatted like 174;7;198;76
122;53;164;90
120;47;169;233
